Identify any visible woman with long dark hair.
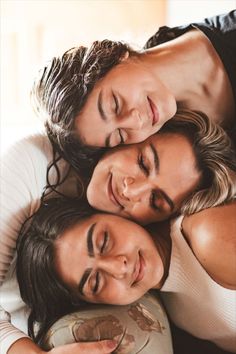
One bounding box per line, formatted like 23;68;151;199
32;11;236;163
16;197;236;353
1;109;236;354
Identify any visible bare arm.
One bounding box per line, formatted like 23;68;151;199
182;202;236;289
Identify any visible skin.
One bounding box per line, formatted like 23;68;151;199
9;28;236;354
182;201;236;290
55;203;236;309
55;214;165;305
75;55;176;147
75;30;235;147
8;337;117;354
87;132;202;225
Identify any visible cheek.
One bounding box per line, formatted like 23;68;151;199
100;282;146;305
131;206;171;225
110;158;132;176
130;205;152;225
132;129;153;143
90;160;109;188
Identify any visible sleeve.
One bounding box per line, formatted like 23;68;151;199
202;10;236;35
144;11;236;49
0;134;52;354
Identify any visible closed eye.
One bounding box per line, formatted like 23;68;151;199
118;129;125;144
92;272;100;294
101;231;108;253
150;190;174;213
138;154;149;176
113;93;119;114
150;191;161;212
92;231;109;294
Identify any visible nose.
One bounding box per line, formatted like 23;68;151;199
120;108;144;130
97;255;128;279
122;177;149;203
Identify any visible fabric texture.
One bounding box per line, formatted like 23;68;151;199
43;291;173;354
161;216;236;353
0;134;72;354
0;134;173;354
144;10;236;143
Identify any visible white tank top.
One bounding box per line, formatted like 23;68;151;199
160;216;236;353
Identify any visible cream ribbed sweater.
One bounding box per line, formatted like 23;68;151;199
0;134;73;354
161;216;236;353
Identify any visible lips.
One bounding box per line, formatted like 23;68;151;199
107;173;123;209
133;252;145;285
148;97;159;126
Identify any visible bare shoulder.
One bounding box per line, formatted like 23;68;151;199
182;202;236;289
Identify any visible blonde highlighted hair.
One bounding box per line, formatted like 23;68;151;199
160;109;236;215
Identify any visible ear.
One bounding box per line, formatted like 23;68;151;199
120;51;130;62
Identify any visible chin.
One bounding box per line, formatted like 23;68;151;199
86;185;97;207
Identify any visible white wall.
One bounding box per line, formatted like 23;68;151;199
167;0;236;25
1;0;166;152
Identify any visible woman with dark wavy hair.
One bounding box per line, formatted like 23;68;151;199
32;11;236;169
16;197;236;353
1;108;236;354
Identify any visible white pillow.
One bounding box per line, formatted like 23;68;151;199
43;291;173;354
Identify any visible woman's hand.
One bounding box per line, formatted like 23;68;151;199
48;340;117;354
8;337;117;354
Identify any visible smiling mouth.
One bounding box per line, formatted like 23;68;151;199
148;97;159;126
132;252;145;285
108;173;123;209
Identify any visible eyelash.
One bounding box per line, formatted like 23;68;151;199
150;191;161;212
100;231;108;253
112;94;124;145
113;93;119;114
92;231;109;294
118;129;124;144
138;154;149;176
93;272;100;294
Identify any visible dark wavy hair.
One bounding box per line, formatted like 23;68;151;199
16;197;95;345
31;39;138;174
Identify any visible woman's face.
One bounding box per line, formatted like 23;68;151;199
55;214;164;305
87;132;202;225
75;56;177;147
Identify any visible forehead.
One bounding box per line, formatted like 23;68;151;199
150;132;193;153
82;59;131;101
79;59;138;114
98;58;136;82
80;60;132;111
56;213;136;244
106;131;194;157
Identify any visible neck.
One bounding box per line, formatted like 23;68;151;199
147;220;172;288
141;29;217;104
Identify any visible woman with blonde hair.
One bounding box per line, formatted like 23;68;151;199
1;108;236;354
86;109;236;224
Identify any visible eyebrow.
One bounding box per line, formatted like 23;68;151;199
98;91;107;122
149;143;175;212
98;91;112;147
159;190;175;212
78;222;96;295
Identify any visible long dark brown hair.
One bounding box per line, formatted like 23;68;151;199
16;197;95;345
31;40;138;175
